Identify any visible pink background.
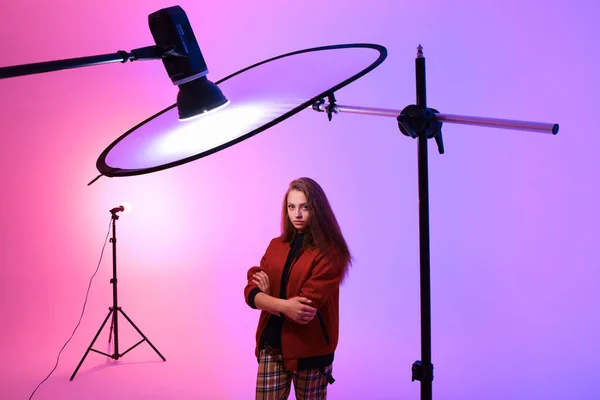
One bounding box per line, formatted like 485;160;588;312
1;0;598;399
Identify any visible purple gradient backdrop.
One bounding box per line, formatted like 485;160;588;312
1;0;598;399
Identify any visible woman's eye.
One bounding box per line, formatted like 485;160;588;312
302;206;309;210
288;205;294;209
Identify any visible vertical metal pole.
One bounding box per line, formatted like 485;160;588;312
110;215;120;358
416;44;433;400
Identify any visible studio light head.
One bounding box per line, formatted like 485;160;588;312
148;5;228;121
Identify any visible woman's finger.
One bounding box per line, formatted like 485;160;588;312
253;278;264;290
261;274;270;288
258;274;267;288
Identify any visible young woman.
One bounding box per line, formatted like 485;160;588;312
244;177;352;400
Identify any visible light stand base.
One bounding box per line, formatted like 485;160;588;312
69;306;166;380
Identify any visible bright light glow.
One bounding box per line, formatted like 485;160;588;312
154;101;285;158
178;99;231;122
121;202;132;213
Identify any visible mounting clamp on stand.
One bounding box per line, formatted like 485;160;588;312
312;92;339;121
397;105;445;154
130;45;175;61
412;360;434;383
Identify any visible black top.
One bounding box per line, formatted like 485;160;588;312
260;232;305;348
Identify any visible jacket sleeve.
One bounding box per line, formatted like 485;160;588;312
244;266;263;309
298;251;343;310
244;240;273;309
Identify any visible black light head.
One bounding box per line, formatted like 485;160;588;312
148;6;228;120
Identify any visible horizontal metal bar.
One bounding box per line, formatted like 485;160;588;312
0;53;129;79
120;339;146;357
90;349;111;357
435;113;558;135
335;104;400;118
311;103;558;135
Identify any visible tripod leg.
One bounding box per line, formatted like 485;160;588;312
70;309;113;381
108;313;114;343
118;309;166;361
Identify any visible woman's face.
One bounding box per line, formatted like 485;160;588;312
287;189;310;232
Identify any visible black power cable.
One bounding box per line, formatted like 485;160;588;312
29;217;112;399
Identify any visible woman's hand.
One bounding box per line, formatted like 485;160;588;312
282;297;316;324
252;271;271;296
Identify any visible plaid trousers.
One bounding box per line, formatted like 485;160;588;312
255;348;333;400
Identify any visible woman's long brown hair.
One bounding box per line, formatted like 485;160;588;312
280;177;352;280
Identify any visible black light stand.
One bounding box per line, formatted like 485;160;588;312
313;45;558;400
70;207;165;381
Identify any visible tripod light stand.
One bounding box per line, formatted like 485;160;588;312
69;205;166;381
